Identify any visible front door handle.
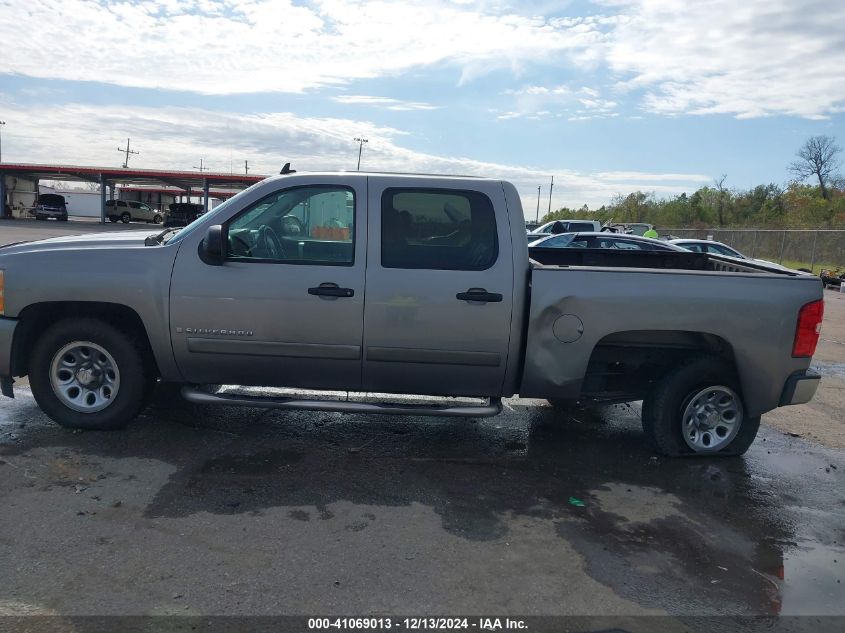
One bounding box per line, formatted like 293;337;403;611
456;288;503;303
308;283;354;298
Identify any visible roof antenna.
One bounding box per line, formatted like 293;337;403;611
280;162;296;174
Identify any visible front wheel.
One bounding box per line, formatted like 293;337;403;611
641;355;760;456
29;318;153;430
153;214;163;224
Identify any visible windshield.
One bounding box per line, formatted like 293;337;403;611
163;182;265;244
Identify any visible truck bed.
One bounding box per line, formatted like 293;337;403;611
528;247;801;275
519;251;822;417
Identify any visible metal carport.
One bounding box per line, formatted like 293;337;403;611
0;163;265;222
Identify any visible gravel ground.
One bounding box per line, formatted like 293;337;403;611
763;287;845;447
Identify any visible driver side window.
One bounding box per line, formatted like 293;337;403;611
226;186;355;265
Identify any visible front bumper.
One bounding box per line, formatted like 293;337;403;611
0;317;18;398
779;369;821;406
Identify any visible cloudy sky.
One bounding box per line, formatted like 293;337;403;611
1;0;843;213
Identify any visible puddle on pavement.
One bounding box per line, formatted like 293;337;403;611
777;540;845;615
812;360;845;379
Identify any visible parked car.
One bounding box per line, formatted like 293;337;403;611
165;202;206;228
106;199;162;224
33;194;68;222
528;219;602;236
529;232;685;252
668;238;808;274
0;172;824;457
669;238;748;258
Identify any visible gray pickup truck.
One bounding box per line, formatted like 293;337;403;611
0;173;825;456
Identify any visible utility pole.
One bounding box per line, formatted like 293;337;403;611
193;158;206;172
0;121;5;163
116;138;139;168
354;137;368;171
547;175;554;215
536;185;541;223
244;160;249;175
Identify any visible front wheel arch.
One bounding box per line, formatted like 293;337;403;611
29;317;154;429
11;301;159;380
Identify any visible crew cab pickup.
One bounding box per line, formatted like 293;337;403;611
0;173;825;456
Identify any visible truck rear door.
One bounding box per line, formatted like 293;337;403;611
362;177;514;397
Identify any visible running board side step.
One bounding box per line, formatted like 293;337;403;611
181;387;503;418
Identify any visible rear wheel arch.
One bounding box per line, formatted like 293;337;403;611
578;329;739;401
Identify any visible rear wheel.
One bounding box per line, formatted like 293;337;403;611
108;216;118;223
153;214;163;224
120;212;131;224
641;355;760;456
29;318;153;430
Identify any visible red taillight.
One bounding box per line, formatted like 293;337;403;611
793;300;824;357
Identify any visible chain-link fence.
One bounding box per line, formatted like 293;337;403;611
664;229;845;272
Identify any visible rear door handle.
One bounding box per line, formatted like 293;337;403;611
456;288;503;303
308;283;354;298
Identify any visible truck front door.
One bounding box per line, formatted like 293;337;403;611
169;177;366;390
362;178;514;397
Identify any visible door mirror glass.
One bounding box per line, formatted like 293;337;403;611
202;225;225;265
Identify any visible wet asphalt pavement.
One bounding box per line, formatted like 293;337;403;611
0;385;843;624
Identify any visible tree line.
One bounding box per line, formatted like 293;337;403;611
541;135;845;229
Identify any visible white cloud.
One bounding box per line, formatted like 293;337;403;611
331;96;439;111
500;85;618;120
1;0;842;121
602;0;845;119
0;99;709;210
0;0;601;95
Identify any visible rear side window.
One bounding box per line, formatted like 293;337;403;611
567;221;596;232
381;188;498;270
679;242;704;252
708;244;741;257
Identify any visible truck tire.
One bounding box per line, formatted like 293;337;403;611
121;212;131;224
29;318;153;430
641;355;760;457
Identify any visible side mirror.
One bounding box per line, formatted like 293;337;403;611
201;225;226;265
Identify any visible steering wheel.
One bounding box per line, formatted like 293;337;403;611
257;224;286;259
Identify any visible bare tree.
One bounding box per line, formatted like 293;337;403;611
713;174;728;226
789;135;841;200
